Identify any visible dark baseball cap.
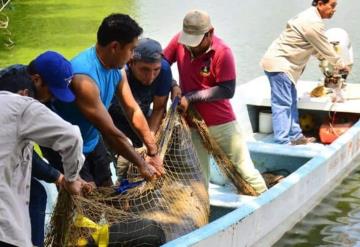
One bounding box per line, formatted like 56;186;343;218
133;38;162;63
34;51;75;102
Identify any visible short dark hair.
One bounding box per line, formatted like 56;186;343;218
97;13;143;46
27;59;38;75
312;0;329;6
0;64;35;97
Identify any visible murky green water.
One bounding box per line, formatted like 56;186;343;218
1;0;360;245
276;160;360;246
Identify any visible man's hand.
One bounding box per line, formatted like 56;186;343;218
145;154;165;175
178;96;189;115
63;178;94;195
55;173;65;189
78;177;95;194
137;154;165;181
138;162;160;181
171;85;182;101
339;65;351;75
63;179;83;195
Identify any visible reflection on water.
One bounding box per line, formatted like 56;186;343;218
275;161;360;246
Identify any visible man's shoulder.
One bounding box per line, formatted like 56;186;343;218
71;47;97;73
0;91;38;114
160;59;171;73
164;33;182;51
212;36;234;59
0;91;34;103
292;7;322;25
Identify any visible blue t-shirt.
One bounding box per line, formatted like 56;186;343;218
52;46;122;154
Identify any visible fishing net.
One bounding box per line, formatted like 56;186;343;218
45;109;209;246
188;108;258;196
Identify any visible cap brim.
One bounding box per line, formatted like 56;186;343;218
49;87;75;103
178;31;205;47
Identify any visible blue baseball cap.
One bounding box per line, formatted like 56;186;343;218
34;51;75;102
133;38;162;63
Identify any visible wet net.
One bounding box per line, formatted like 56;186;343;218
45;108;209;246
188;108;258;196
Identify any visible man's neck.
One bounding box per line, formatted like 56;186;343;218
95;44;111;69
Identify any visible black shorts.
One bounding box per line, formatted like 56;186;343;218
81;139;112;186
108;103;143;148
42;139;112;187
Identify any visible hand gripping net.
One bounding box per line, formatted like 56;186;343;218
45;109;209;246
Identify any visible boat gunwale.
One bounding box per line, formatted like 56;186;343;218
163;119;360;247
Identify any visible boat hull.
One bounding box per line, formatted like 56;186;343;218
163;76;360;247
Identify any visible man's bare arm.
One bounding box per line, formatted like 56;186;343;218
71;74;162;179
116;70;158;155
148;95;168;135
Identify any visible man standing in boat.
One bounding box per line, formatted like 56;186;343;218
42;14;165;189
0;52;95;247
109;38;173;148
163;9;267;194
260;0;349;145
0;53;87;247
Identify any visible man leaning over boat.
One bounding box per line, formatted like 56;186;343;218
163;9;267;194
0;54;90;247
41;13;165;190
260;0;350;145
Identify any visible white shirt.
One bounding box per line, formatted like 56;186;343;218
0;91;84;247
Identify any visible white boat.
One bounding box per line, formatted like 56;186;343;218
163;76;360;247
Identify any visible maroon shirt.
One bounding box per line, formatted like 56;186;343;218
164;33;236;126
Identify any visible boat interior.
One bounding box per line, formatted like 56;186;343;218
209;77;360;220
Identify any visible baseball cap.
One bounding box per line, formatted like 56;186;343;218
133;38;163;63
33;51;75;102
179;10;212;47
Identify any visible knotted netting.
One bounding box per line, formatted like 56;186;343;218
45;109;209;246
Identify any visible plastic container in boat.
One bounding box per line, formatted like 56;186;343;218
259;111;273;134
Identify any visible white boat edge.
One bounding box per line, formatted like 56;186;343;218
162;76;360;247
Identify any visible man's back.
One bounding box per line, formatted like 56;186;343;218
0;91;83;247
0;92;35;246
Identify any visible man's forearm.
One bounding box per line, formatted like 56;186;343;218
32;151;60;183
105;129;148;167
185;79;235;103
148;108;166;134
130;109;158;155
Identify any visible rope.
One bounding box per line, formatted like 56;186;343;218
188;108;258;196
